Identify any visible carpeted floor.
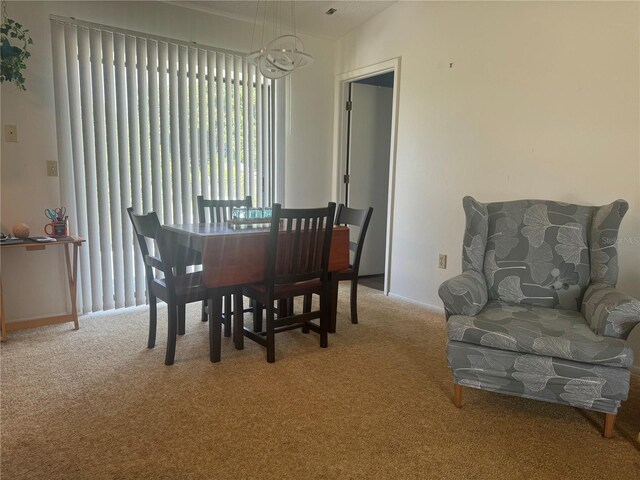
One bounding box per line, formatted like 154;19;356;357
1;285;639;479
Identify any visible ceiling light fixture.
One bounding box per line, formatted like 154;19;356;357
325;8;337;15
247;0;313;80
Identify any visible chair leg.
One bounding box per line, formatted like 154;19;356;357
603;413;616;438
328;277;339;334
454;384;462;408
201;300;208;322
209;296;222;363
148;294;157;349
266;305;276;363
277;299;288;317
350;278;359;324
303;294;312;313
253;302;263;332
319;290;328;348
223;295;232;337
177;305;186;335
165;304;178;366
233;292;244;350
301;294;311;334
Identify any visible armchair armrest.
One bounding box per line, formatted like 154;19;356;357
438;270;488;317
582;283;640;339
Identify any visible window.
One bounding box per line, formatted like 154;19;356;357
50;16;283;313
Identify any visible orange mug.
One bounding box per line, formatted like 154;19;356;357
45;221;68;237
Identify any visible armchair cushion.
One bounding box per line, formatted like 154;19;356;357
582;283;640;339
438;270;488;316
446;301;633;368
447;341;629;414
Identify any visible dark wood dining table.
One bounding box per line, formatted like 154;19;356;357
162;222;350;360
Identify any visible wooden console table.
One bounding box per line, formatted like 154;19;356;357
0;236;85;341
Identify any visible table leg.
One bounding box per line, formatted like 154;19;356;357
209;293;222;363
64;243;80;330
328;275;339;334
0;275;6;342
223;295;232;337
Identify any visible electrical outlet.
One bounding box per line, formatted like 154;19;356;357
47;161;58;177
439;254;447;269
5;125;17;143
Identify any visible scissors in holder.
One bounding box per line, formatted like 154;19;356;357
45;207;67;222
45;208;58;221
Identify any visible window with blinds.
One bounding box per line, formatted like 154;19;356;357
50;16;283;313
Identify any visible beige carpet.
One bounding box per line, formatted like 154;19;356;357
1;285;639;479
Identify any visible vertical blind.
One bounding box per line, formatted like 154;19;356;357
50;16;280;313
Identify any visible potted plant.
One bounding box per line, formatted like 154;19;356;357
1;15;33;91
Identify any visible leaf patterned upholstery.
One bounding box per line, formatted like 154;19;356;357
582;283;640;339
438;271;487;316
446;300;633;368
589;201;629;286
485;199;595;311
440;196;638;417
447;341;629;414
461;196;489;273
438;197;490;316
458;197;628;312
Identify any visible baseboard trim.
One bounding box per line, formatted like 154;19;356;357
6;314;74;332
387;292;445;314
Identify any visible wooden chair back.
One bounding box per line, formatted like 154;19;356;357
126;207;173;284
196;196;253;223
267;203;336;290
335;204;374;275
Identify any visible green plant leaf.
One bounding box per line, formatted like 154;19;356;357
0;17;32;91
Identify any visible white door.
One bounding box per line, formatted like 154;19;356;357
347;82;393;276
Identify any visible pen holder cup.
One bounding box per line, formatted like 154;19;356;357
45;220;68;237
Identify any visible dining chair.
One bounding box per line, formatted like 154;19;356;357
196;195;253;223
332;204;374;325
196;195;253;328
304;204;373;327
127;207;212;366
241;202;336;363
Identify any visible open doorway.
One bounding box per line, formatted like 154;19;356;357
334;58;400;295
345;73;394;291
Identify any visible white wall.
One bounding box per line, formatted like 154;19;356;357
335;1;640;307
0;1;335;321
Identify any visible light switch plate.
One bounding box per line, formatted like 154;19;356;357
47;161;58;177
5;125;17;142
439;254;447;269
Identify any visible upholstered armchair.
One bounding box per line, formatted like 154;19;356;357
438;197;640;437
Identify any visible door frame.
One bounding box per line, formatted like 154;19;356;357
332;57;401;295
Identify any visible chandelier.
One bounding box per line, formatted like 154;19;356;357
247;1;313;80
